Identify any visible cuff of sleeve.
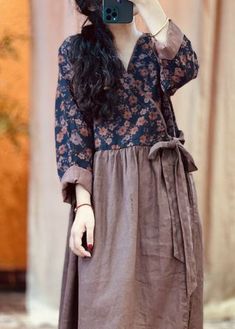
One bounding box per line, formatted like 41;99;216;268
61;165;93;204
152;19;184;60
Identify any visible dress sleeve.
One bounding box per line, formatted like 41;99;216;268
152;19;199;96
54;37;94;205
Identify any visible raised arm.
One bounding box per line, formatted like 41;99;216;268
133;0;199;96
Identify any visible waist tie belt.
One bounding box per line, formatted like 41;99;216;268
148;133;198;297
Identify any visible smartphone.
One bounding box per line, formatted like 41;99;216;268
102;0;134;24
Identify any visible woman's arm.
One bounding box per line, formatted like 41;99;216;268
75;183;92;206
133;0;199;96
55;36;95;258
55;36;95;205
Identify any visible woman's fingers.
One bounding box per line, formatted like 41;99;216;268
86;222;94;253
69;234;84;257
70;226;91;258
69;207;95;258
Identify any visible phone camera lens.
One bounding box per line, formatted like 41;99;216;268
106;15;112;20
106;8;111;14
112;12;117;17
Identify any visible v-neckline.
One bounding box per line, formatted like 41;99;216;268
116;32;147;74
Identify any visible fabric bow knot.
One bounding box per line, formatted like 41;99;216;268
148;133;198;297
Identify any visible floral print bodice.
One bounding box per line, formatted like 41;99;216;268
54;19;199;204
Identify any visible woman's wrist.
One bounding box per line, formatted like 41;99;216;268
75;183;91;205
74;203;92;213
76;201;91;207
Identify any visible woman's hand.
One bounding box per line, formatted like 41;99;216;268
69;204;95;258
131;0;168;40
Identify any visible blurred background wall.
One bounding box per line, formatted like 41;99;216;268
0;0;29;289
0;0;235;324
160;0;235;318
26;0;79;320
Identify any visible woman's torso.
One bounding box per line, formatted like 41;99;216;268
93;33;181;152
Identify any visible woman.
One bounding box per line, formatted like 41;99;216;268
54;0;204;328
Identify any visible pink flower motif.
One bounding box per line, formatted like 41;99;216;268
61;126;67;134
149;111;158;121
80;127;89;137
179;54;187;64
123;82;130;89
78;153;85;160
56;131;64;143
118;126;127;135
133;80;142;89
144;91;153;103
85;148;93;157
124;121;130;127
143;43;149;50
140;68;148;77
123;111;132;120
70;132;82;145
60;102;65;111
95;138;101;148
136;116;145;126
58;144;66;155
140;108;147;115
174;67;185;77
108;123;115;130
132;106;138;113
75;118;82;125
156;121;166;131
131;126;138;135
140;135;147;143
129;95;137;106
99;127;108;136
162;68;170;76
61;117;66;126
68;106;76;116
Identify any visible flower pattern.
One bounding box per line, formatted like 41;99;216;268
54;19;199;201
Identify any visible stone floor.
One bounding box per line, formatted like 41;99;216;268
0;292;235;328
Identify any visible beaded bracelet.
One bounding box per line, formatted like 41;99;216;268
74;203;92;213
150;16;170;37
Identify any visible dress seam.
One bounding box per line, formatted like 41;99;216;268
93;141;169;154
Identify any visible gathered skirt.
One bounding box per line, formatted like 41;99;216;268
58;137;204;329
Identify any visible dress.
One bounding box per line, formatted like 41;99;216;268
54;19;204;329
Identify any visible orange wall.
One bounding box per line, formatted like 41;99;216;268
0;0;30;269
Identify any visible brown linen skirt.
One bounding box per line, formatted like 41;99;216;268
58;137;204;329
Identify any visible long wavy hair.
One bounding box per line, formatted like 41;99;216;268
70;0;124;122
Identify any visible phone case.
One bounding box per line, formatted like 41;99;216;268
102;0;133;24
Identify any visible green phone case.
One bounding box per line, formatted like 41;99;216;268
102;0;133;24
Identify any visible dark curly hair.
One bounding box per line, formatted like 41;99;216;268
70;0;124;122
